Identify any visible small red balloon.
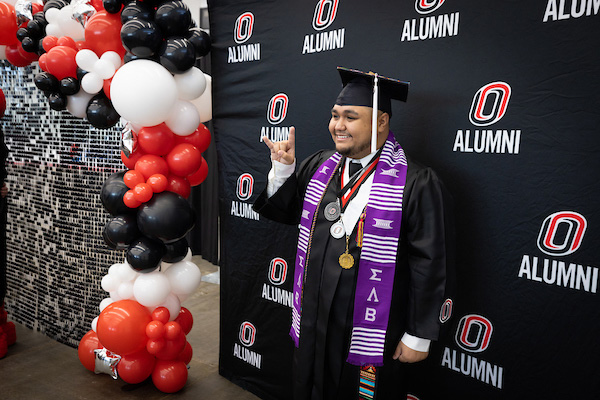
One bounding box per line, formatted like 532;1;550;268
135;155;169;180
56;36;77;50
133;182;153;203
146;320;165;340
123;169;145;189
166;174;191;199
103;77;112;99
152;307;170;324
155;332;186;361
187;157;208;186
164;321;182;341
147;338;166;355
174;123;211;153
174;307;193;335
177;341;193;365
166;143;202;177
117;349;156;384
138;124;176;156
147;174;168;193
152;360;188;393
46;46;78;80
77;330;101;372
123;190;142;208
121;148;145;170
42;36;58;52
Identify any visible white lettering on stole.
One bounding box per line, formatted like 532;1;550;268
365;308;377;322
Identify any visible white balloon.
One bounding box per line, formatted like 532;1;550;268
117;263;138;282
100;51;122;70
133;271;171;307
109;290;122;301
164;260;202;296
110;60;178;126
81;72;103;94
174;67;206;101
159;293;181;321
190;74;212;123
108;263;120;277
101;274;119;293
66;89;94;119
76;49;99;72
44;8;60;23
166;100;200;136
99;298;114;312
95;59;116;80
117;281;134;299
58;6;85;41
91;317;98;332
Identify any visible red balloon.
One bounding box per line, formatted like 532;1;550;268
117;349;156;384
17;44;38;63
166;144;202;177
174;307;193;335
121;148;145;170
135;155;169;180
147;174;168;193
152;360;188;393
97;300;152;356
177;341;193;365
0;89;5;119
166;174;191;199
57;36;77;50
90;0;104;11
84;10;126;57
46;46;78;80
103;77;112;99
155;331;186;360
152;307;170;324
123;169;145;189
187;157;208;187
42;36;58;52
38;53;48;72
133;182;153;202
123;190;142;208
174;124;211;153
77;330;101;372
0;3;18;46
5;45;30;67
146;320;165;340
146;337;165;355
138;124;176;156
164;321;182;341
32;3;43;14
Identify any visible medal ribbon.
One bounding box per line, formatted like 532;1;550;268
340;156;379;211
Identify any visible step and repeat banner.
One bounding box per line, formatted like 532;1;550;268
208;0;600;399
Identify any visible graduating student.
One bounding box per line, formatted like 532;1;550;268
254;67;454;399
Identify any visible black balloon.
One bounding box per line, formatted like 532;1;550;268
159;38;195;74
16;28;28;41
76;67;88;82
34;72;59;92
101;171;135;216
126;236;165;273
103;214;141;250
103;0;123;14
33;11;46;24
187;28;211;58
21;37;38;53
26;20;44;39
121;19;163;58
43;0;69;12
162;237;188;263
137;191;195;244
121;1;154;23
86;93;120;129
60;77;80;96
48;93;67;111
155;1;192;38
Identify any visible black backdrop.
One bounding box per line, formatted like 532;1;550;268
208;1;600;399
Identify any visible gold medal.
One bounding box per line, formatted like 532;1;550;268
339;252;354;269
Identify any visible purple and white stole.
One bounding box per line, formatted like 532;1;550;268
291;132;408;366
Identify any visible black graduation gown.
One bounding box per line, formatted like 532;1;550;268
254;149;453;400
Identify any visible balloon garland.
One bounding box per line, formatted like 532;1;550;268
1;0;213;392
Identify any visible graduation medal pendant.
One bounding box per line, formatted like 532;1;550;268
339;251;354;269
324;200;341;221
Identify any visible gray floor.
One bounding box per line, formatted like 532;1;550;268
0;256;259;400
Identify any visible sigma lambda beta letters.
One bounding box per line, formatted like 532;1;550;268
363;268;383;322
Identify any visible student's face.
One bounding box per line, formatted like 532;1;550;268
329;105;374;159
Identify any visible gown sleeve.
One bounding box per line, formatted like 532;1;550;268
403;164;455;340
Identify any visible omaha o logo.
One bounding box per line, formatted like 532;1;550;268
415;0;446;14
234;12;254;44
312;0;339;31
236;173;254;201
537;211;587;256
267;93;289;125
268;258;288;286
439;298;453;323
455;314;493;353
239;321;256;347
469;82;511;127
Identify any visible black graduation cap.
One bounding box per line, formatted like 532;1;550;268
335;66;409;118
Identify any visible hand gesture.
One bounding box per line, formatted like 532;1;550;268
393;340;429;363
263;126;295;165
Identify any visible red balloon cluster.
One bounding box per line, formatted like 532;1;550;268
121;122;210;207
0;1;43;67
78;301;194;392
38;37;79;80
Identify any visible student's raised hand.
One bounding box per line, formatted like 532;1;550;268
263;126;295;165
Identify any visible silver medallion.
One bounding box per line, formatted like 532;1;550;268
324;201;341;221
330;220;345;239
